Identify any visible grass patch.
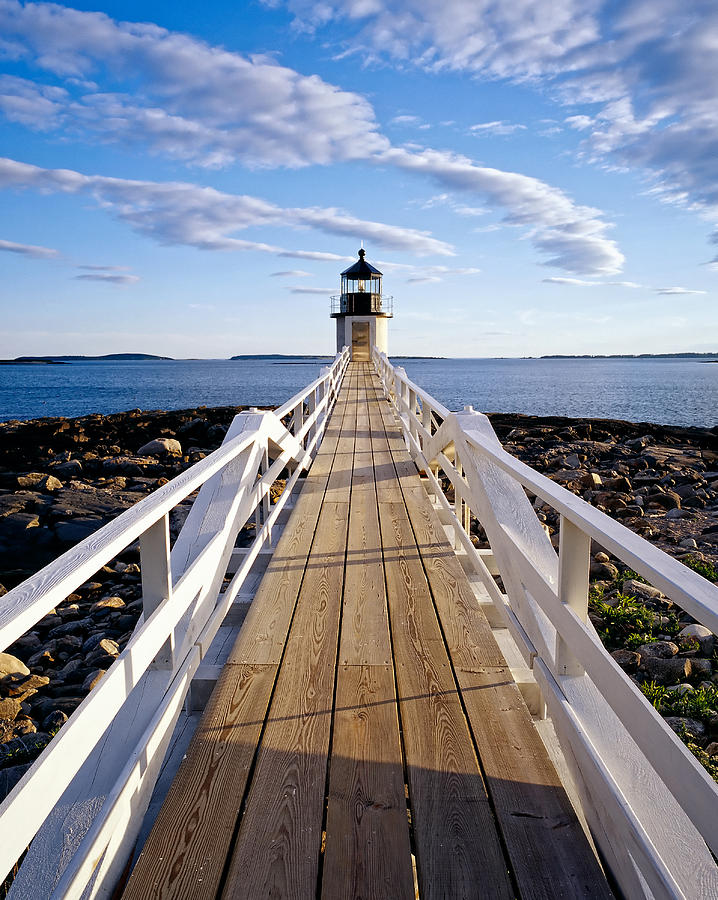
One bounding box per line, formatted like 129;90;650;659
681;555;718;583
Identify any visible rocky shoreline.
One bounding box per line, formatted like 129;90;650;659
0;405;716;800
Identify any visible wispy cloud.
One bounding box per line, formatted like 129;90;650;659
271;269;313;277
0;2;626;277
0;237;59;258
543;276;643;287
74;272;140;285
0;157;454;257
655;286;707;296
0;1;389;168
543;277;706;295
289;286;335;294
381;147;624;275
470;120;526;136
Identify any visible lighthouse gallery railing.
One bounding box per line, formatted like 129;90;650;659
0;348;349;899
373;347;718;900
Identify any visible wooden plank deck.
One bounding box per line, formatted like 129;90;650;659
121;363;613;900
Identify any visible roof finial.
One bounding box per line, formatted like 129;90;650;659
358;244;366;259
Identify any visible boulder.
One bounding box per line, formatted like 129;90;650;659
0;653;30;680
137;438;182;457
621;579;664;602
678;624;715;656
664;716;706;738
637;641;678;660
640;655;690;685
610;649;641;673
50;459;83;477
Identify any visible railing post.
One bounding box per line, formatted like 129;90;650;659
139;514;174;669
295;399;304;441
317;366;329;432
307;386;317;449
408;387;418;446
260;440;271;544
555;515;591;677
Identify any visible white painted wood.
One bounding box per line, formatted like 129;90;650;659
48;647;201;900
371;346;718;896
556;516;591;677
1;348;350;896
140;515;174;668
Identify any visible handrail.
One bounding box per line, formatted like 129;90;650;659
372;346;718;899
0;346;350;898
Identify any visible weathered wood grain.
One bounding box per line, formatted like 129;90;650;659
220;493;349;897
322;665;414;900
377;506;513;897
122;664;276;900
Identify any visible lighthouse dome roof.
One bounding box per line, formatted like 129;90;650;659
340;248;382;278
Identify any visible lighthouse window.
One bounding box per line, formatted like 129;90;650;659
358;279;366;292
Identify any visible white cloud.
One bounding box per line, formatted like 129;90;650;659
0;3;629;276
271;269;313;277
0;157;454;257
289;286;336;294
277;0;602;79
543;276;643;287
655;287;707;296
380;147;623;274
391;114;422;125
273;0;718;263
470;120;527;135
74;272;139;284
0;237;58;258
0;0;388;168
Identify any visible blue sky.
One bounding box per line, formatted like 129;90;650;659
0;0;716;358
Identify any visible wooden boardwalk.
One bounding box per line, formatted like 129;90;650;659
121;363;612;900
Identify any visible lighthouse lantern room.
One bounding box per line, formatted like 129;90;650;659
330;248;393;361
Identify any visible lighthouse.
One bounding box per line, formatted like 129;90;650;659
331;248;393;361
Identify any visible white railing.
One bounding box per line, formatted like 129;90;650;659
0;347;350;900
373;347;718;900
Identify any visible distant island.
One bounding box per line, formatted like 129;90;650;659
538;352;718;360
7;353;173;363
230;354;332;360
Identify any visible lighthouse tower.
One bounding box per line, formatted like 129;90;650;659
331;248;393;361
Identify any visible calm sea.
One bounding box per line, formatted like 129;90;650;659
0;357;716;428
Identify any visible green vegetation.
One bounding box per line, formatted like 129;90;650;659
681;555;718;583
589;587;679;651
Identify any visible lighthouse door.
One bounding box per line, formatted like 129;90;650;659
351;321;370;361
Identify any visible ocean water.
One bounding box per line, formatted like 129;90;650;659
0;356;715;428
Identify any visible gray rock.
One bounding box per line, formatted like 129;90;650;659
637;641;678;660
679;624;715;656
50;459;83;477
90;595;126;615
688;658;713;680
0;732;51;767
137;438;182;457
0;762;32;802
640;655;690;684
0;652;30;680
86;639;120;667
591;561;619;580
622;579;663;602
610;649;641;673
0;698;22;720
664;716;706;738
41;710;68;733
81;669;106;692
54;518;101;544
